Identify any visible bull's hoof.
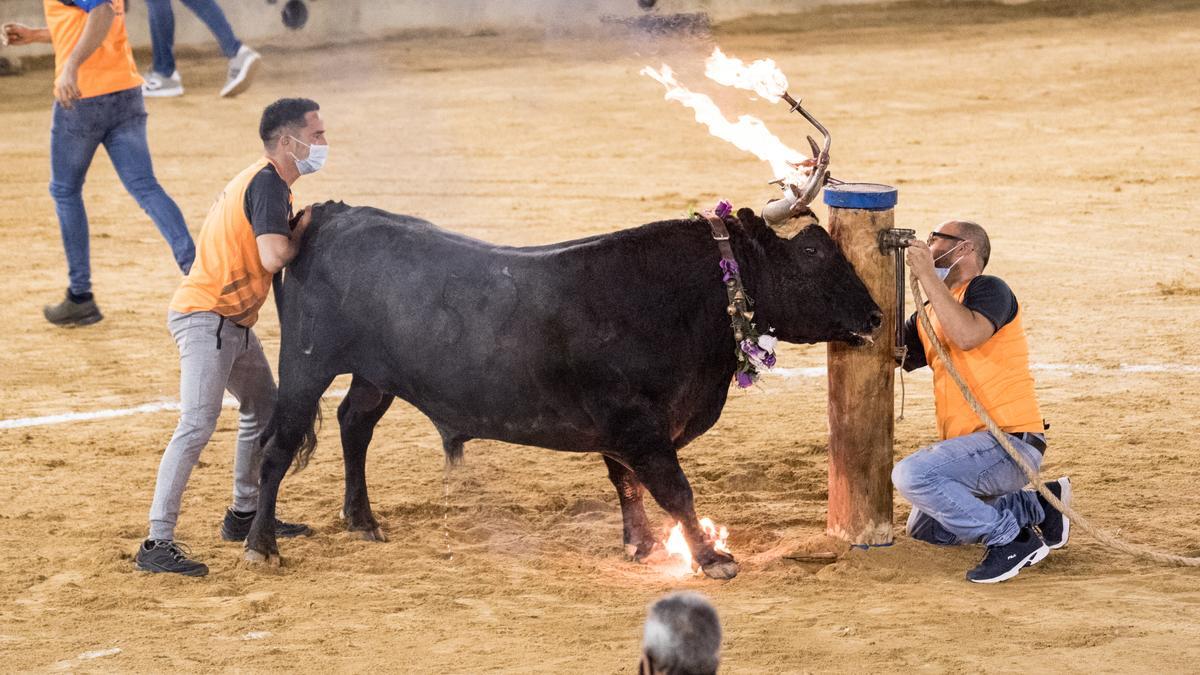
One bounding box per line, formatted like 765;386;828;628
701;560;739;580
244;549;282;567
354;526;388;542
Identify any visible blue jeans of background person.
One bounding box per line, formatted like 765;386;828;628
145;0;242;76
50;87;194;296
892;431;1046;547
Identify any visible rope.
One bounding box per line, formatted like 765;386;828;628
909;273;1200;567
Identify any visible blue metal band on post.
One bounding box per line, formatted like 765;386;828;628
823;183;898;211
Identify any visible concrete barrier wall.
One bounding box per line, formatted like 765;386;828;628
1;0;894;64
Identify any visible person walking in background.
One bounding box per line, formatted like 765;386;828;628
639;592;722;675
2;0;194;326
141;0;260;98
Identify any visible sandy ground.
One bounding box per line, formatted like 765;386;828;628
2;1;1200;672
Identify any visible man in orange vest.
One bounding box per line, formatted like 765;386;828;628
135;98;325;576
3;1;194;326
893;220;1071;583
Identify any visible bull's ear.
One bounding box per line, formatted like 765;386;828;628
736;207;765;230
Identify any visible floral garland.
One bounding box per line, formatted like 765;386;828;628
709;200;779;388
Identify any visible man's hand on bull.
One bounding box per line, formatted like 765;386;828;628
290;203;316;239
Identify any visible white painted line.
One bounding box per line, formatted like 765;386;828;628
1;362;1197;432
1;388;348;431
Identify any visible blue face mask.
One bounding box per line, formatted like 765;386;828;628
289;136;328;175
933;241;966;281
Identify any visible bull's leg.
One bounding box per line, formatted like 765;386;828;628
337;375;394;541
245;373;332;565
602;455;660;562
627;449;739;580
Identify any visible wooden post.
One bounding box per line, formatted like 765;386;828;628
824;183;898;546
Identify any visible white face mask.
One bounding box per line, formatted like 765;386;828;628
933;241;967;281
289;136;328;175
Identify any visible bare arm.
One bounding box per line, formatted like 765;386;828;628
256;207;312;274
906;241;996;350
54;2;115;108
1;23;52;45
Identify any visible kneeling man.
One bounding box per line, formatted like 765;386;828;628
894;220;1071;583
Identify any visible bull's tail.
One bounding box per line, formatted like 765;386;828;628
290;403;322;473
258;401;322;474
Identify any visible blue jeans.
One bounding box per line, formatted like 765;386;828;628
50;87;194;295
892;431;1045;547
145;0;242;76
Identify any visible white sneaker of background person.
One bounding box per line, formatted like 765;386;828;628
220;44;261;98
141;45;260;99
143;69;183;98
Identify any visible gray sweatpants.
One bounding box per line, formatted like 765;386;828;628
147;310;277;541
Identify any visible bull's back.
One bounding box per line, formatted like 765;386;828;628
289;205;732;451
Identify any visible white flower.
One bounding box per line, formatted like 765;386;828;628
757;334;778;353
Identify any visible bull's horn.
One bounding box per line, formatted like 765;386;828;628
762;186;801;227
762;187;817;239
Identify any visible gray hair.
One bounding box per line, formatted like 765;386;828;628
642;592;722;675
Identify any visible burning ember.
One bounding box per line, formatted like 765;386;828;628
661;517;731;578
641;48;809;188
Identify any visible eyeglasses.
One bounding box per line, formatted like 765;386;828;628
927;231;966;245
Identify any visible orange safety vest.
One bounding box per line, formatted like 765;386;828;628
44;0;142;99
917;281;1043;440
170;159;292;327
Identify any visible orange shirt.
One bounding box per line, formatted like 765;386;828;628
44;0;142;99
917;282;1043;440
171;159;293;328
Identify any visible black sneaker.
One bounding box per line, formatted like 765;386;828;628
220;508;312;542
1036;476;1071;550
966;527;1050;584
134;539;208;577
43;291;103;326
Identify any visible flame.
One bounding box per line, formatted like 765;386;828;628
661;517;731;578
704;47;789;103
641;55;807;186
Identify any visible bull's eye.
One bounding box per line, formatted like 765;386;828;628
804;246;818;255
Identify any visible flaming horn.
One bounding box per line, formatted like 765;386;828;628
643;49;837;230
699;47;835;225
760;94;832;225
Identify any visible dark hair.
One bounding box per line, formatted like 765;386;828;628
259;98;320;146
642;592;722;675
953;220;992;269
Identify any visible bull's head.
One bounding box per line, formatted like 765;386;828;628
735;208;882;346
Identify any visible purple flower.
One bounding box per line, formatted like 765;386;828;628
719;258;740;283
763;353;777;368
715;200;733;219
735;371;754;388
740;339;765;360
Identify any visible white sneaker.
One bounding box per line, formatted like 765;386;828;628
142;70;183;98
220;45;261;98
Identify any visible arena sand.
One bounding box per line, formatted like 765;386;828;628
1;1;1199;671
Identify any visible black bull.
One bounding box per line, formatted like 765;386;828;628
245;201;881;579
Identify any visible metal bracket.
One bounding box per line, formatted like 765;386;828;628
877;228;916;364
878;228;916;255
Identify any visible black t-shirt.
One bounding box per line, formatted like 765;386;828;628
902;275;1019;371
243;163;293;238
